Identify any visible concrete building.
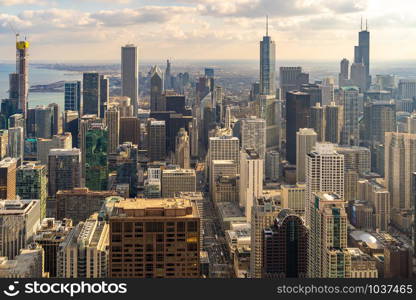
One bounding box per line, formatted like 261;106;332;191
37;133;72;165
121;44;139;115
208;136;240;173
324;102;343;144
175;128;190;169
108;197;200;278
0;157;17;200
210;160;238;203
236;116;266;160
340;86;360;146
281;183;306;215
279;67;309;101
296;128;317;183
0;245;44;278
48;149;81;197
0;130;8;160
105;107;120;154
265;150;280;181
161;168;196;197
309;103;325;142
335;145;371;175
8;127;24;161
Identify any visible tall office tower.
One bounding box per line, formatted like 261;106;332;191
63;110;79;147
161;168;196;197
210;160;238;203
48;148;81;197
16;162;47;220
85;125;108;191
0;130;8;160
340;86;360;146
237;117;266;160
263;209;307;278
37;133;72;165
281;183;306;215
385;132;416;210
64;81;81;112
398;79;416;99
321;77;335;106
250;82;260;101
250;197;280;278
324;102;343;144
240;149;263;221
108;197;200;278
108;96;134;117
279;67;309;101
56;188;117;224
165;94;187;115
350;62;367;92
9;113;24;128
407;113;416;134
16;36;29;116
0;245;44;278
99;75;109;119
260;18;276;96
25;108;36;137
296;128;317;183
376;74;396;90
105;108;120;154
83;73;100;116
0;158;17;200
48;103;60;135
354;20;371;89
165;59;172;90
256;95;281;151
121;44;139;115
0;199;40;259
335;145;371;175
338;58;350;87
175;128;190;169
7;127;24;161
150;65;164;112
33;105;53;138
310;103;325;141
208;136;240;173
214;86;224;123
300;83;322;106
265;150;280;181
147;120;166;161
285;91;311;164
34;218;72;278
308;192;349;278
306;143;344;227
363;101;396;145
119;117;140;145
57;215;109;278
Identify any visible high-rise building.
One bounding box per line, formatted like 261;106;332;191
210;160;238;203
354;20;371;89
281;183;306;215
363;101;396;145
108;197;200;278
0;245;44;278
37;133;72;165
56;188;117;224
85;126;108;191
309;103;325;142
398;79;416;99
339;58;350;87
335;145;371;175
236;116;266;160
265;150;280;181
260;18;276;96
64;81;81;112
33;105;53;139
300;83;322;107
385;132;416;210
83;73;100;116
175;128;190;169
407;113;416;134
63;110;79;147
324;102;343;144
34;218;72;278
0;130;8;160
350;62;367;92
16;161;47;220
16;36;29;116
308;192;348;278
239;149;263;221
165;59;172;90
296;128;317;183
321;77;335;106
279;67;309;101
121;44;139;115
161;168;196;197
147;120;166;161
340;86;360;146
263;209;308;278
150;65;164;112
48;149;81;197
0;158;17;200
119;117;140;145
99;75;109;119
8;127;24;161
250;197;280;278
208;136;240;173
285;91;311;164
48;103;60;136
0;199;40;259
57;214;109;278
105;107;120;154
306;143;344;227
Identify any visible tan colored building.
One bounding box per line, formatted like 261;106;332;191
0;158;17;200
0;245;44;278
175;128;190;169
281;183;306;215
161;168;196;197
105;107;120;154
347;248;378;278
37;133;72;165
0;130;8;160
108;197;200;278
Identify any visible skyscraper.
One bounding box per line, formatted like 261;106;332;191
309;103;325;142
279;67;309;101
354;19;371;89
83;73;101;116
208;136;240;173
0;130;8;160
296;128;317;183
8;127;24;161
260;17;276;96
147;120;166;161
0;158;17;200
85;125;108;191
338;58;350;87
285;91;311;164
105;107;120;154
324;102;343;144
161;168;196;197
64;81;81;113
363;101;396;145
121;44;139;115
235;116;266;160
119;117;140;145
175;128;190;169
34;105;53;139
340;86;360;146
165;59;172;90
16;36;29;116
99;75;109;119
150;65;164;112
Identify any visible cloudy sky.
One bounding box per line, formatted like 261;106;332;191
0;0;415;62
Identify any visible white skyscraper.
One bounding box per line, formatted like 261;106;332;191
296;128;317;183
239;149;263;222
240;116;266;160
8;127;24;161
208;135;240;173
340;86;360;146
121;45;139;115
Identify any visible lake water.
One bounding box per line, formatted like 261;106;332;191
0;63;81;109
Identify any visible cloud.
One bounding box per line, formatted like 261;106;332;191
0;0;48;5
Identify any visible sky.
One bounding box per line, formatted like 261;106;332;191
0;0;415;62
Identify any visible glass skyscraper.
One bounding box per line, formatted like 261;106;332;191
260;18;276;96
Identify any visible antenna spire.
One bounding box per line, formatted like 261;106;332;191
360;16;362;30
366;18;368;31
266;15;268;36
